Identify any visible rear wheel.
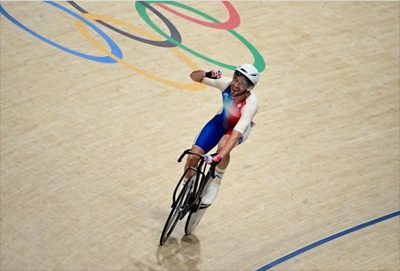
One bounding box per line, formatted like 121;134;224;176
185;172;213;234
185;203;209;234
159;180;193;245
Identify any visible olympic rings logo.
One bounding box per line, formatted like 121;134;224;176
0;1;266;91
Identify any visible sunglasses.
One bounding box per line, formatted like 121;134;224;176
232;71;253;90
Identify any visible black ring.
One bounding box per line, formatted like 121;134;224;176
67;1;181;48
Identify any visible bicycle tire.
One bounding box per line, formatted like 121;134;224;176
159;180;192;245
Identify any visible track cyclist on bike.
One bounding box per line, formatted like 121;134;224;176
183;63;260;209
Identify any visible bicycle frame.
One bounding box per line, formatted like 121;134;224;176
159;149;219;245
172;149;217;209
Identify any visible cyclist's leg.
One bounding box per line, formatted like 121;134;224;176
183;115;225;178
201;123;254;205
183;145;204;179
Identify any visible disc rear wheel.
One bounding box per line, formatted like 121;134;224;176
185;203;209;235
185;173;213;235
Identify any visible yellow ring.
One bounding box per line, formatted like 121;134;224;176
74;13;206;91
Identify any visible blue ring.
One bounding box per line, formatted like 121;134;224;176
0;1;122;63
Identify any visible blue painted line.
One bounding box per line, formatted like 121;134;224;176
255;210;400;271
0;1;122;63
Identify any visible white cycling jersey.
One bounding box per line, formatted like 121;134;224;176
202;77;258;134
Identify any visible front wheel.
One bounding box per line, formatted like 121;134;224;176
159;181;192;245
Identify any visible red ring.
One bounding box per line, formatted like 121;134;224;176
155;1;240;29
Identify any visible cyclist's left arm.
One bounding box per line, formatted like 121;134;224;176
218;97;258;159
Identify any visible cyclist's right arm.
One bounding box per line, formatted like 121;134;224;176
190;70;231;92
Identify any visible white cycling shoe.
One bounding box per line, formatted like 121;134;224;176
200;178;221;206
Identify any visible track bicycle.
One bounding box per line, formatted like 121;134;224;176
159;149;218;246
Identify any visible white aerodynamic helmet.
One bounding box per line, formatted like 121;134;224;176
235;63;260;87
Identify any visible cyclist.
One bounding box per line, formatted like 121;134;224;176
182;63;260;208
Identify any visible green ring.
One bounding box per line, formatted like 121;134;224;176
135;1;265;72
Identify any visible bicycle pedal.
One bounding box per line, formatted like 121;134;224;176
179;210;188;220
189;204;198;212
199;204;210;210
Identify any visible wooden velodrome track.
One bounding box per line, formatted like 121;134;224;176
1;1;399;270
